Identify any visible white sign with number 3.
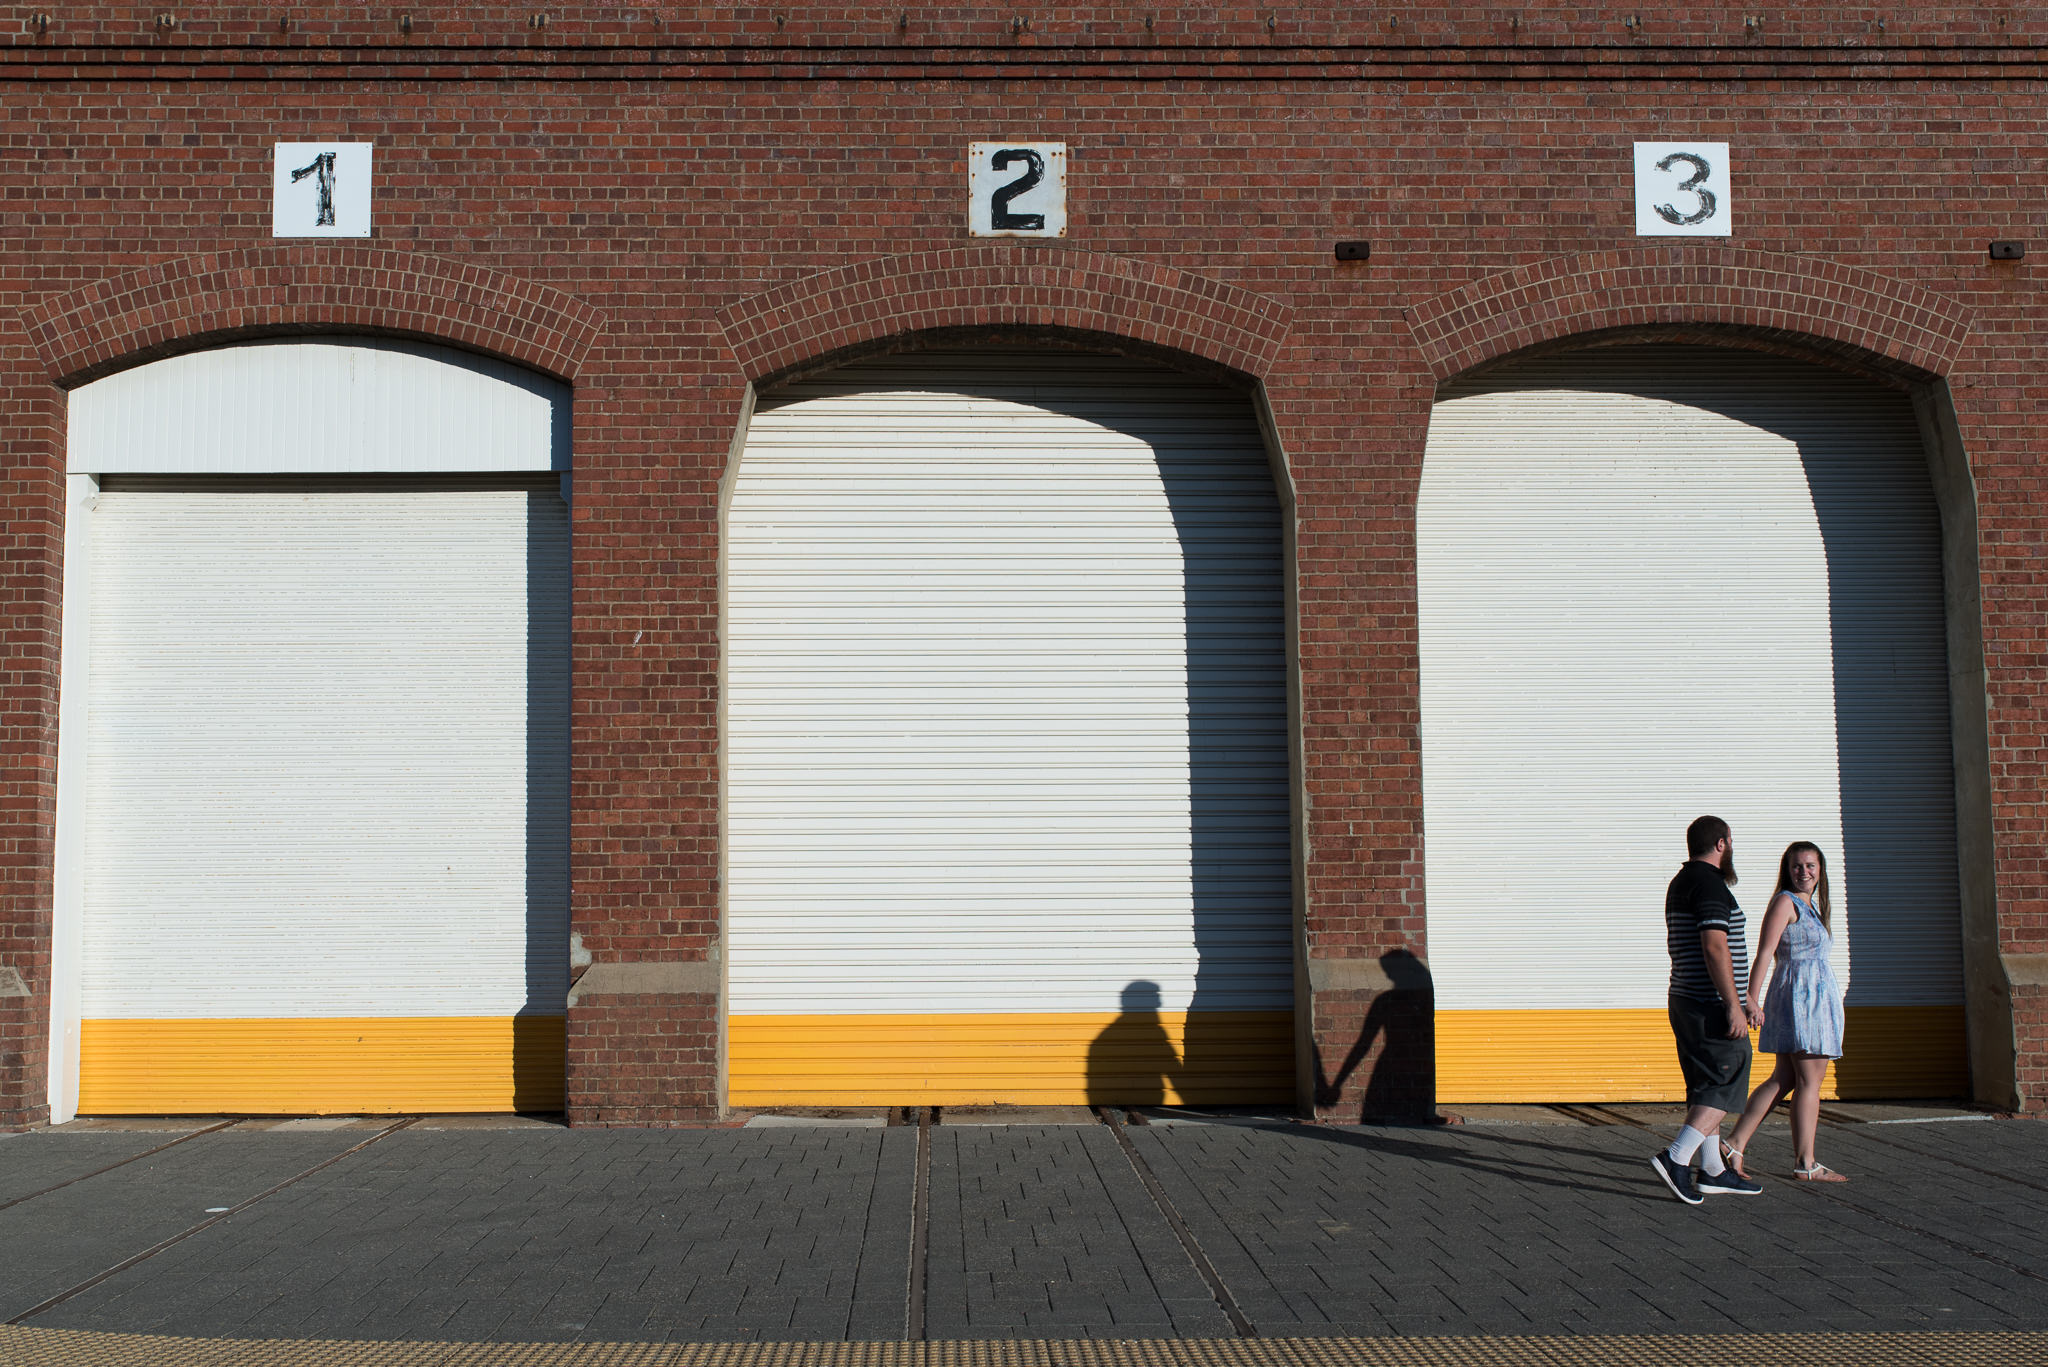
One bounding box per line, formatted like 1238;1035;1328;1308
273;143;373;238
1634;142;1731;237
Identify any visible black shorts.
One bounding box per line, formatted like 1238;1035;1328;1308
1668;993;1752;1111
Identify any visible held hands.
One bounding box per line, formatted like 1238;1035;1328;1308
1747;1002;1765;1032
1726;1005;1750;1039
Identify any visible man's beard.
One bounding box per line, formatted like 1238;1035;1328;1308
1721;855;1738;887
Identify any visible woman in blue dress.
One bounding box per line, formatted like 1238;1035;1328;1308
1722;841;1849;1182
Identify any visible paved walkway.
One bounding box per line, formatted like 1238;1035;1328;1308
0;1105;2043;1357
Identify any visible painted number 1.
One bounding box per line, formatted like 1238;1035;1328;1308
291;151;337;227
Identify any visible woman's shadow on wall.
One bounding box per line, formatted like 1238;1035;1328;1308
1312;950;1436;1122
1085;980;1184;1106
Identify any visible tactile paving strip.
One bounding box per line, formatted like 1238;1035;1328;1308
3;1332;2046;1367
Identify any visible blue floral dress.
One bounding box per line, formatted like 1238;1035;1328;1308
1756;892;1844;1059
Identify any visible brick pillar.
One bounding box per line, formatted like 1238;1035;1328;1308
565;993;722;1126
2013;974;2048;1115
0;379;63;1132
1309;953;1437;1122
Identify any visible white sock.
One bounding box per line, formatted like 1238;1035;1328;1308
1666;1125;1708;1166
1697;1133;1726;1176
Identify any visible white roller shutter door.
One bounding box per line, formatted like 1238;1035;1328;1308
59;339;571;1116
1418;345;1963;1098
726;349;1293;1105
83;478;569;1016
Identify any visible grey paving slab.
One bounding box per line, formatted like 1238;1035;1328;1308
0;1128;372;1320
0;1125;214;1206
1776;1124;2048;1270
1132;1116;2048;1338
5;1112;2045;1345
924;1124;1230;1340
33;1127;897;1343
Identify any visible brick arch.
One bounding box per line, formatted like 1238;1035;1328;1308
716;247;1295;384
25;246;605;387
1407;248;1972;384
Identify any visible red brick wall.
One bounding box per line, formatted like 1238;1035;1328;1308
5;8;2048;1125
7;4;2048;46
25;249;604;388
566;996;723;1127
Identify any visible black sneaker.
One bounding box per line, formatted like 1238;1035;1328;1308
1651;1151;1703;1204
1698;1167;1763;1197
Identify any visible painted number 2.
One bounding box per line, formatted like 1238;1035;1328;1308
1633;142;1732;238
1654;151;1716;227
968;142;1067;238
988;149;1046;231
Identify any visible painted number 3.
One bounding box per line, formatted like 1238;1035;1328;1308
1654;151;1717;227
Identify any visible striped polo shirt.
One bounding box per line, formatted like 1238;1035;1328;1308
1665;859;1750;1006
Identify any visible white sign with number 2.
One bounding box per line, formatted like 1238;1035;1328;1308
968;143;1067;238
1634;142;1731;237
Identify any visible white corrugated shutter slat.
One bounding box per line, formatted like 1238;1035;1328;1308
80;477;571;1019
1418;346;1961;1013
68;340;566;475
727;350;1292;1017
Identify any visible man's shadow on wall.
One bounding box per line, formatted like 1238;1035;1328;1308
1313;950;1436;1122
1085;980;1183;1106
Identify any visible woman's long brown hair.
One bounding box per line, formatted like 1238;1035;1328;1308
1774;841;1832;929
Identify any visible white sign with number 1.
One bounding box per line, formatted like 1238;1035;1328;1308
1634;142;1731;237
273;143;373;238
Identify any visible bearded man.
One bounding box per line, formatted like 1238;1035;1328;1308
1650;814;1765;1203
